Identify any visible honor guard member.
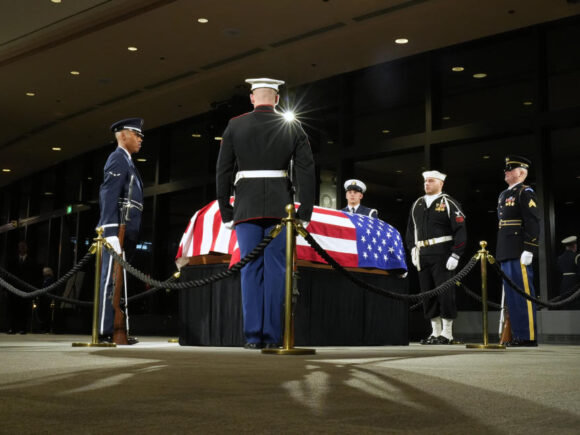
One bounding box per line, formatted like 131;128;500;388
342;179;378;217
557;236;580;295
96;117;144;344
406;170;466;344
496;155;540;347
216;78;315;349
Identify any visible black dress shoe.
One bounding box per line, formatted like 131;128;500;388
507;339;538;347
98;335;114;344
127;336;139;345
7;330;16;335
435;335;453;345
263;343;281;349
420;335;437;345
244;342;262;350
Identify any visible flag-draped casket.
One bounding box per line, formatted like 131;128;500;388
176;200;407;272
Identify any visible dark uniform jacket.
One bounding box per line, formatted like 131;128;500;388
342;205;378;218
97;147;143;241
405;193;467;257
216;105;315;224
496;183;540;262
557;250;580;293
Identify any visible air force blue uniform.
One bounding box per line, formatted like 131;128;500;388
216;100;315;347
97;118;144;336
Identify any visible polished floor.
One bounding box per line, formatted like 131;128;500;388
1;334;579;434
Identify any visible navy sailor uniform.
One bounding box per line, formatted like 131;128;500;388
341;204;378;218
406;193;467;319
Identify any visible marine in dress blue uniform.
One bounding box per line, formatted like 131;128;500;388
97;118;144;343
216;78;315;349
405;170;466;344
341;179;378;218
496;155;540;347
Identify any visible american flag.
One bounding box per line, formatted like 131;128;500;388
176;200;407;271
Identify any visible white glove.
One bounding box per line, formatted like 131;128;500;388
224;220;235;230
105;236;122;254
411;247;419;267
520;250;533;266
299;220;310;229
446;255;459;271
400;272;408;278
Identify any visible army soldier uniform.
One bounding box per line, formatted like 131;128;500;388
556;236;580;296
496;155;540;347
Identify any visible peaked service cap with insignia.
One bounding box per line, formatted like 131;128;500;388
344;179;366;193
110;117;144;137
504;155;530;171
245;78;285;92
422;170;447;181
561;236;577;245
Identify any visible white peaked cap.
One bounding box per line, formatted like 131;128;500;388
422;170;447;181
344;179;367;193
561;236;577;244
245;77;285;91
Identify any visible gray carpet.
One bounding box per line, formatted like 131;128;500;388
1;334;579;434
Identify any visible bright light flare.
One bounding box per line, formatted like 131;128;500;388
282;111;296;122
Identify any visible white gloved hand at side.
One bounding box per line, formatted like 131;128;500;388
411;247;419;267
446;255;459;271
224;221;235;230
105;236;122;254
520;250;533;266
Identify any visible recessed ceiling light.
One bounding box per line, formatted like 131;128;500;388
442;116;451;120
2;169;11;173
483;155;490;159
395;38;409;45
523;101;533;106
87;177;92;180
473;73;487;79
51;0;61;3
381;129;390;134
191;133;202;138
565;201;574;205
70;71;80;76
396;170;403;174
396;198;403;202
475;189;480;193
197;18;209;23
44;192;53;196
136;158;147;162
26;92;35;97
327;140;334;145
214;136;223;141
52;147;61;151
451;66;464;72
127;46;138;52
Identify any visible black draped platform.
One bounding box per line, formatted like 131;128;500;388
179;260;409;346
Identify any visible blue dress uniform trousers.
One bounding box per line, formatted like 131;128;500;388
500;259;537;341
236;221;286;345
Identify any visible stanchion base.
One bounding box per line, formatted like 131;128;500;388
72;342;117;347
262;347;316;355
168;338;179;343
466;343;506;350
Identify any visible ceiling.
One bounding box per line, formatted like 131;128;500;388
1;0;579;187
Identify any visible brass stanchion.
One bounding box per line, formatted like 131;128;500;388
73;227;116;347
262;205;315;355
466;241;505;350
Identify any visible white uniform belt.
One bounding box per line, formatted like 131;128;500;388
234;170;287;185
562;272;577;276
416;235;453;248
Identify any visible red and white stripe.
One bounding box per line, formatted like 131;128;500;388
175;200;357;268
